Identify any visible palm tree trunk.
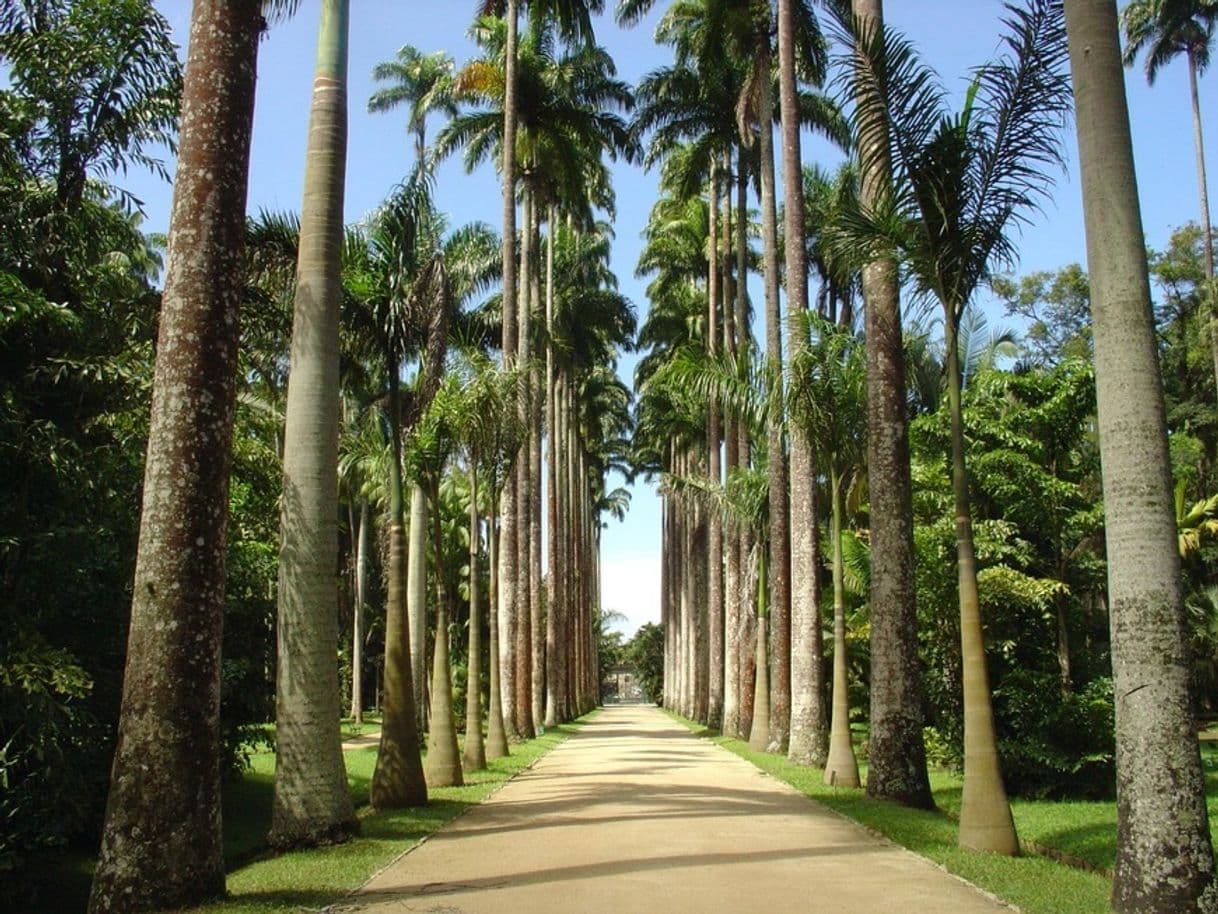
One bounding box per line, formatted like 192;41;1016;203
748;547;770;752
486;506;510;758
738;525;757;737
734;146;757;741
708;162;725;729
86;4;261;911
567;381;581;714
681;454;695;716
851;0;933;811
497;0;521;743
515;183;536;739
824;470;860;787
1186;48;1218;398
424;480;464;787
693;494;710;723
779;0;829;769
528;206;545;731
756;28;791;752
464;461;487;771
722;161;742;736
945;318;1018;855
352;500;369;723
370;379;428;809
269;0;357;848
545;216;563;727
407;484;428;731
1065;3;1216;908
663;496;675;709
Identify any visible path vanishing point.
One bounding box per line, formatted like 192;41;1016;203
336;704;1012;914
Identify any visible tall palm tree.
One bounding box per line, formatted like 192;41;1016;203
87;1;271;909
456;2;614;736
776;0;835;768
452;358;523;768
1121;0;1218;391
837;0;933;812
269;0;358;850
836;0;1071;853
789;315;866;788
344;173;448;810
379;203;499;794
408;376;466;788
368;45;458;163
1067;0;1217;909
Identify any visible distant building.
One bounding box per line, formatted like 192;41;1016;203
602;664;642;703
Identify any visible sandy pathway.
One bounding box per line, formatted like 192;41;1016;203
336;704;1012;914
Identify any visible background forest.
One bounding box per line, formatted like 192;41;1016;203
3;1;1218;913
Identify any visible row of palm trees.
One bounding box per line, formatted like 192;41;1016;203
633;0;1218;912
81;1;1217;914
86;1;635;912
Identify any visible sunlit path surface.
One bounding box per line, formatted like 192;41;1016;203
338;705;1010;914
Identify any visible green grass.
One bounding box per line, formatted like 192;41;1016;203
666;712;1114;914
25;720;583;914
339;713;382;742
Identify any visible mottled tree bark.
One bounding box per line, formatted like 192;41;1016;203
486;509;510;759
1066;2;1217;908
528;208;545;731
87;4;261;910
756;24;791;754
721;161;742;735
707;163;725;729
780;0;829;769
852;0;933;810
514;185;536;739
497;0;521;742
464;464;487;771
544;213;564;727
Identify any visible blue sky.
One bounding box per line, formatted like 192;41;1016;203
135;1;1214;635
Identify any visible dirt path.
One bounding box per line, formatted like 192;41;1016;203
336;704;1012;914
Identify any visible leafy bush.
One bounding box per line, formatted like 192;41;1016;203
625;623;664;704
0;637;96;874
995;672;1115;799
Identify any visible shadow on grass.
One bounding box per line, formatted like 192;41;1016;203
1028;823;1116;874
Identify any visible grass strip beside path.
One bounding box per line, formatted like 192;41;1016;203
192;719;585;914
667;712;1113;914
26;718;584;914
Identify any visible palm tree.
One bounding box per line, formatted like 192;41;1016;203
270;0;359;848
87;1;270;909
1066;0;1217;908
789;315;866;788
351;181;499;802
1121;0;1217;391
839;0;933;813
836;0;1071;853
368;45;458;164
367;44;458;725
408;376;466;788
471;0;610;739
451;358;523;768
551;224;638;713
776;0;836;768
346;174;443;810
337;397;385;725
